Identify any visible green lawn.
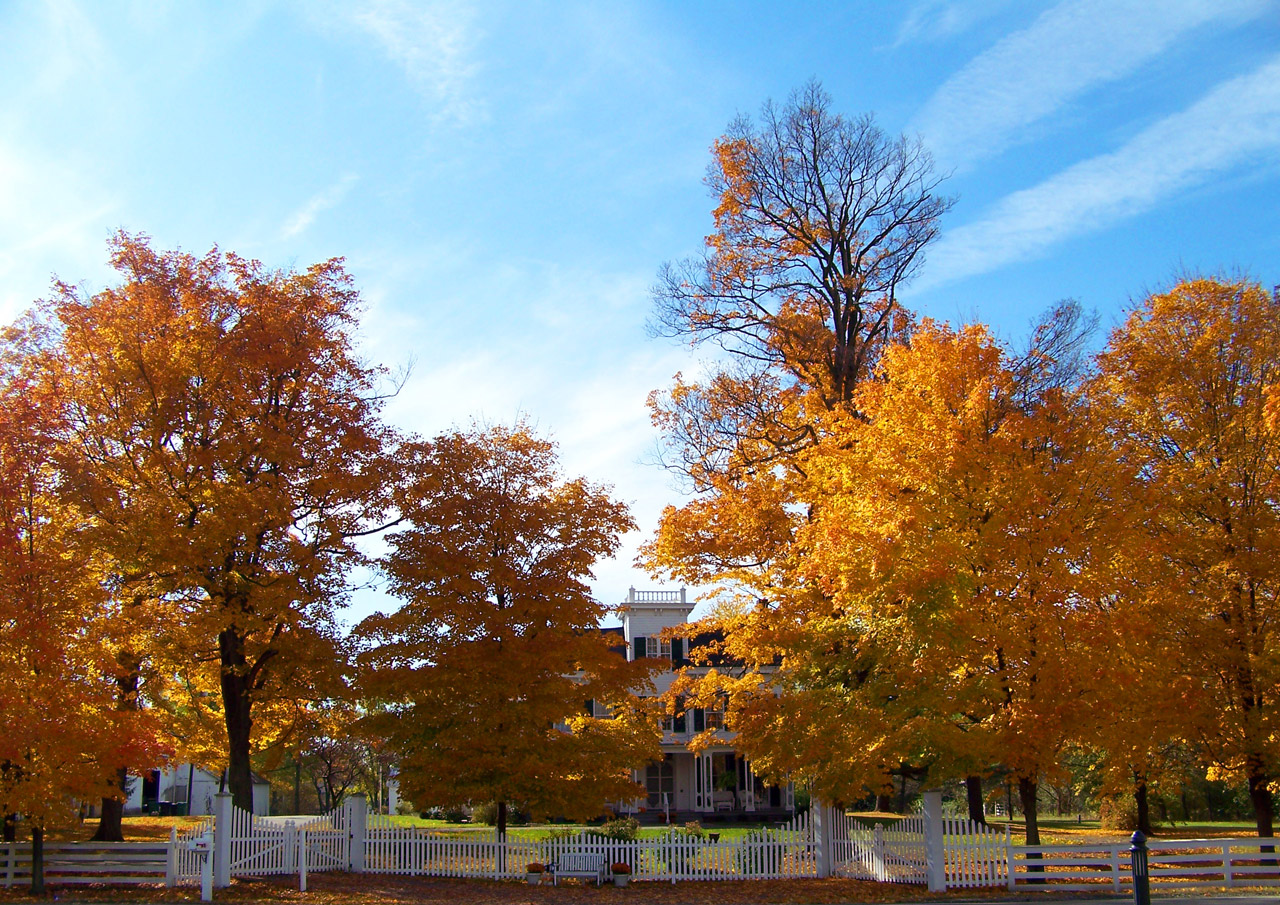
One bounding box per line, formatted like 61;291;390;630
378;815;790;840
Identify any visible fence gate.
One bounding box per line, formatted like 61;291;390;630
828;807;928;884
227;802;350;878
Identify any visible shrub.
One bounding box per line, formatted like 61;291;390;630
526;862;545;873
596;815;639;840
681;820;704;838
1100;797;1140;831
472;801;529;826
611;862;631;874
442;806;467;823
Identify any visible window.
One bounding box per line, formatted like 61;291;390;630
655;638;672;659
704;709;724;730
645;756;675;808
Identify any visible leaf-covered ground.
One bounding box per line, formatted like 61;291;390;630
0;874;1012;904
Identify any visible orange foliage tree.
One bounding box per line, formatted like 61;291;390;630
1092;277;1280;837
355;424;660;837
0;322;165;891
646;81;953;601
35;233;394;812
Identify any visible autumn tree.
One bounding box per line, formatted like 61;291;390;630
36;233;394;812
0;322;164;891
646;79;952;621
355;424;660;837
1092;277;1280;837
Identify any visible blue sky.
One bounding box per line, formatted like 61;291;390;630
3;0;1279;621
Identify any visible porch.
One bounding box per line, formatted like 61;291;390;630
624;750;795;823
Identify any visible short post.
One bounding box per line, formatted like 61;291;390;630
299;826;308;893
200;840;213;902
1130;831;1150;905
213;791;233;888
923;788;946;892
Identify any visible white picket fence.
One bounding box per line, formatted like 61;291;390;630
364;807;818;881
172;815;215;882
943;817;1009;888
1010;837;1280;891
829;810;929;883
227;803;349;877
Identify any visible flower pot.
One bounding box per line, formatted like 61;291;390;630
613;874;630;887
527;872;543;885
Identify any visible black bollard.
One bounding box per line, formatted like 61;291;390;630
1130;831;1150;905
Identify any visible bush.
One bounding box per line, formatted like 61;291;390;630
611;862;631;874
680;820;704;838
472;800;529;826
595;815;639;840
1100;797;1140;831
442;806;467;823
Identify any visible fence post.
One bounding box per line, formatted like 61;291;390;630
922;788;946;892
213;790;232;888
1130;831;1150;905
299;826;308;892
346;794;368;873
166;826;177;887
810;801;833;878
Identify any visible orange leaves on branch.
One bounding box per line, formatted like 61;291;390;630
356;423;659;825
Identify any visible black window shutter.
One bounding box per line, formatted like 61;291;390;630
674;697;686;733
671;638;684;665
633;637;647;659
584;698;594;716
693;708;705;733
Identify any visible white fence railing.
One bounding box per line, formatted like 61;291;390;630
1009;837;1280;891
829;810;929;883
1;841;173;887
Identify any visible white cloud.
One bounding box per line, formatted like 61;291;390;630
894;0;1018;46
916;54;1280;290
345;0;482;124
280;174;358;239
911;0;1272;168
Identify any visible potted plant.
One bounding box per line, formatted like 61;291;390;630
611;862;631;887
525;862;545;885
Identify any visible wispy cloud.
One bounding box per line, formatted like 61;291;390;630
280;174;358;239
346;0;481;124
894;0;1018;47
911;0;1272;168
916;55;1280;290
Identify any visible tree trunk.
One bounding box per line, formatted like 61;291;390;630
1019;776;1042;882
1019;776;1041;846
30;824;44;895
220;627;257;813
966;775;986;825
92;768;128;841
897;774;907;813
94;652;141;841
294;759;302;815
1135;775;1153;836
1247;762;1275;839
2;814;14;842
875;792;892;812
496;800;508;873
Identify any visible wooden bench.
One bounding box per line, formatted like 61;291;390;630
548;852;607;886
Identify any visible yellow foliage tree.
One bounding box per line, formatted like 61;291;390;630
1092;277;1280;837
356;424;660;836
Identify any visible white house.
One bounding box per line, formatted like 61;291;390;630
124;763;270;817
612;588;794;822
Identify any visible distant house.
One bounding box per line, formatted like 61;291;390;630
611;588;794;821
124;763;270;817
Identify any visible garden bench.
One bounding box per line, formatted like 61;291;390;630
548;852;607;886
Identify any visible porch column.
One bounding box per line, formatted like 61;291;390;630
742;757;756;811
